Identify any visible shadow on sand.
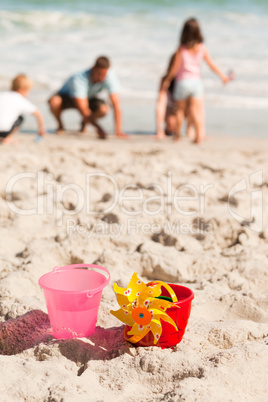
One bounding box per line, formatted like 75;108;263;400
0;309;131;373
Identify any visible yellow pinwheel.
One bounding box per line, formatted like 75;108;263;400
110;273;179;344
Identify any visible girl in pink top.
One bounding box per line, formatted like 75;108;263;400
164;18;230;143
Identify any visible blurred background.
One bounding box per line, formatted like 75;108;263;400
0;0;267;136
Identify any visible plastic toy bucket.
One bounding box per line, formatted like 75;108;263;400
38;264;110;339
124;284;194;348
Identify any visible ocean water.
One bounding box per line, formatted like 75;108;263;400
0;0;267;136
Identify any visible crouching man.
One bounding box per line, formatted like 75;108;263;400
48;56;127;139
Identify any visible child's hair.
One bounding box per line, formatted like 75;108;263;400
180;18;204;48
11;74;33;92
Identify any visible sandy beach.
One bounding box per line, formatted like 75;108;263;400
0;133;267;401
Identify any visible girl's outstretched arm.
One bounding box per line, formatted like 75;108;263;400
203;49;229;83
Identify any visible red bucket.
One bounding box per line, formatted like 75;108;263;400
124;284;194;348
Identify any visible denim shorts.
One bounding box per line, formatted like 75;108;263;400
173;79;203;100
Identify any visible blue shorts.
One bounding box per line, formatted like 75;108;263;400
173;79;203;100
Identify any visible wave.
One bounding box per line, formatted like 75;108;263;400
1;2;268;32
205;94;268;109
2;0;268;13
0;10;97;31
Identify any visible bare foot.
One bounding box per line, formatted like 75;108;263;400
2;136;18;144
98;134;107;140
155;130;166;140
186;128;195;140
115;133;129;139
55;124;65;134
56;127;65;135
174;134;180;142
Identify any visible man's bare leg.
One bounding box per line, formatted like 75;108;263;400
48;95;65;133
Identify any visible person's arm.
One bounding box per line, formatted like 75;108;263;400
162;48;182;91
203;49;229;83
109;93;128;138
74;98;91;119
33;110;45;136
74;97;107;138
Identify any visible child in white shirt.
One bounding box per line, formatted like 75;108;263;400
0;74;45;143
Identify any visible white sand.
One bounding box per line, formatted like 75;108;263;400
0;133;267;402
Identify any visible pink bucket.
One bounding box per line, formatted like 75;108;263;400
38;264;110;339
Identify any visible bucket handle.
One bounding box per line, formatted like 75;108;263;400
53;264;110;298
